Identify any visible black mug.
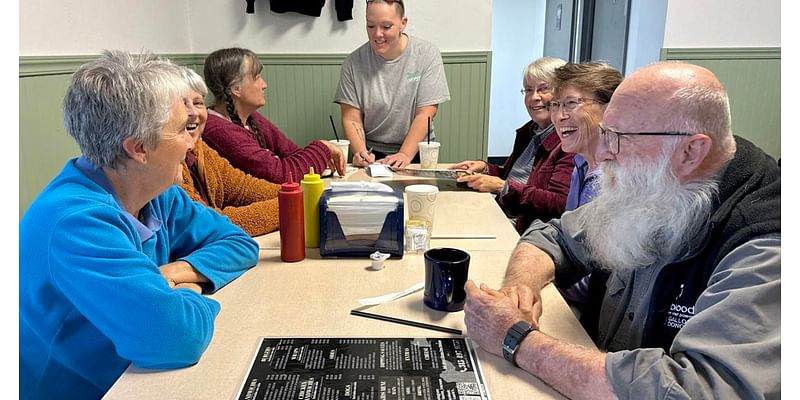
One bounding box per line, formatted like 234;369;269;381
423;248;471;312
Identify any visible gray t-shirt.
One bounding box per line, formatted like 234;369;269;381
335;35;451;153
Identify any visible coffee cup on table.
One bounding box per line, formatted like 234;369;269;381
404;184;439;231
329;139;350;164
418;142;440;169
423;247;471;312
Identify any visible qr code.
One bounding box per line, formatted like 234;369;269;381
456;382;480;396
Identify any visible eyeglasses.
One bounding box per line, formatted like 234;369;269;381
547;98;600;114
598;123;694;155
520;86;552;96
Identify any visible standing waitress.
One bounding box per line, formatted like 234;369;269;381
335;0;451;168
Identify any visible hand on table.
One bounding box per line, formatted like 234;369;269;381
322;140;347;176
449;160;487;173
499;284;542;325
173;282;203;294
378;152;412;169
463;280;539;356
159;260;209;293
456;174;505;193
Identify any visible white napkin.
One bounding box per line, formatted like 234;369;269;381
368;164;393;177
329;181;394;193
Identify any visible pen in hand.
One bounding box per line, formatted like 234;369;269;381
350;122;375;165
358;147;375;166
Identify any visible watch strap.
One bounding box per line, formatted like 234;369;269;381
502;321;534;367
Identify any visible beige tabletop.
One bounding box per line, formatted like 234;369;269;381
104;166;595;400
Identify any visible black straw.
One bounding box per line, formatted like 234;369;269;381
350;309;462;335
427;117;431;144
329;115;340;142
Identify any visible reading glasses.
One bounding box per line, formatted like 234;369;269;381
598;123;694;155
547;98;600;114
520;86;552;96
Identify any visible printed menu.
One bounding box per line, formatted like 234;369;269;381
237;337;491;400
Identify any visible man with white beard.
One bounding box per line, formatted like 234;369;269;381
463;62;780;400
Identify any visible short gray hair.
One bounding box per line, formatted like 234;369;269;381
644;61;735;163
671;82;734;161
63;49;189;170
181;66;208;98
523;57;567;87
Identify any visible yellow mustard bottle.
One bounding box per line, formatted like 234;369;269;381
301;167;324;248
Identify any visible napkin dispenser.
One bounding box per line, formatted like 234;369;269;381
319;188;404;258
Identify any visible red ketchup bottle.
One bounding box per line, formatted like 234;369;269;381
278;173;305;262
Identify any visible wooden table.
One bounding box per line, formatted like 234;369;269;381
104;166;594;400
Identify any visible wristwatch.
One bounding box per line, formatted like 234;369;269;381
502;321;535;367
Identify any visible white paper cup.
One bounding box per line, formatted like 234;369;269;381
330;139;350;164
418;142;441;169
405;184;439;229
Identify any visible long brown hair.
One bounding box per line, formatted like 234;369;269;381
203;48;267;148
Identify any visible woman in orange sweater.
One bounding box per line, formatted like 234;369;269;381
177;67;280;237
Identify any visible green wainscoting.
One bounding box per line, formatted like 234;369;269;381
660;47;781;159
257;53;491;165
19;52;491;216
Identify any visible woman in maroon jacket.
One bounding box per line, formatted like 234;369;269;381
202;47;346;184
451;57;574;233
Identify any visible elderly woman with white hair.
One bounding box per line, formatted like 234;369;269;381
452;57;575;233
177;67;281;237
19;50;259;399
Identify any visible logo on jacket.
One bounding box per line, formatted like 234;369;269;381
665;284;696;329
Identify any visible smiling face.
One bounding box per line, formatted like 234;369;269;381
523;77;554;128
186;90;207;141
551;85;604;158
147;98;195;189
366;1;408;60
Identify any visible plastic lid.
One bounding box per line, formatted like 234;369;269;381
302;166;322;182
281;172;301;191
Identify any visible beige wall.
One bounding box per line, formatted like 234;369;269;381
20;0;492;55
664;0;780;47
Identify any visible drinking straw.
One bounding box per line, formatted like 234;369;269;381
350;309;462;335
329;115;340;142
427;117;431;144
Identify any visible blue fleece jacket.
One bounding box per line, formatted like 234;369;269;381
20;158;259;399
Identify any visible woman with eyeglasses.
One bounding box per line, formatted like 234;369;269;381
550;62;623;211
177;67;281;237
335;0;451;168
549;62;622;313
201;48;346;184
451;57;575;234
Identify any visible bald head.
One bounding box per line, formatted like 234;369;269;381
604;62;735;174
